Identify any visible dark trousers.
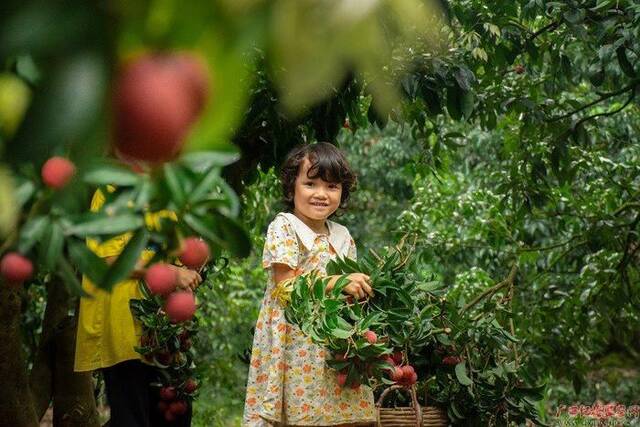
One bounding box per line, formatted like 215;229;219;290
102;360;192;427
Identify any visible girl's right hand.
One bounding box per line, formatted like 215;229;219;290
172;265;203;291
343;273;373;300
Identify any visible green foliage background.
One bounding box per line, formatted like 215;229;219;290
192;119;640;425
2;0;640;425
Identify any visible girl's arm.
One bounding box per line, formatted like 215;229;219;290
272;263;299;284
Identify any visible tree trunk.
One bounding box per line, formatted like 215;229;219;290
52;313;100;426
0;285;39;427
29;279;100;427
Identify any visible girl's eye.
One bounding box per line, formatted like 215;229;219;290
329;184;340;189
304;182;314;187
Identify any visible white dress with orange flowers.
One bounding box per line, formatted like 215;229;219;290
243;213;376;426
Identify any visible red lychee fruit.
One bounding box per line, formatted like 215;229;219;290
169;400;188;415
164;411;176;422
442;356;460;366
159;386;177;401
184;378;198;394
155;350;173;366
171;53;209;117
350;381;361;390
158;401;168;412
178;237;210;270
363;330;377;344
164;290;196;323
113;53;209;163
1;252;33;285
391;351;403;365
391;367;404;382
144;263;177;295
41;157;76;189
407;372;418;385
336;372;348;387
401;365;415;379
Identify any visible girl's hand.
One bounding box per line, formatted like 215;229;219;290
343;273;373;300
172;265;202;291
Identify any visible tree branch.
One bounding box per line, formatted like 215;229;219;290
614;202;640;216
545;81;638;123
460;263;518;315
519;236;580;252
572;88;637;129
526;20;561;44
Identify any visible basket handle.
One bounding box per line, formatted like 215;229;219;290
375;385;422;427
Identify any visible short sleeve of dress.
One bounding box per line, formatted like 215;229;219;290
262;215;300;270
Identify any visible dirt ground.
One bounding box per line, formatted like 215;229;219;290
39;406;110;426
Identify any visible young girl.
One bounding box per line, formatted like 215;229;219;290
243;142;376;426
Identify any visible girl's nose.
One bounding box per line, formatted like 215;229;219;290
314;189;328;198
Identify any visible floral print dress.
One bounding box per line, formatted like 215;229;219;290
243;213;375;426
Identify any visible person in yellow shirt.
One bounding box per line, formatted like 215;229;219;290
74;186;202;427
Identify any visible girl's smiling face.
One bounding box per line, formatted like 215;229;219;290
293;157;342;224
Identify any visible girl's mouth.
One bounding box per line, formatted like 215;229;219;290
310;202;328;207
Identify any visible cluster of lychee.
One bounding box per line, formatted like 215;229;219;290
140;329;193;367
138;313;198;421
383;351;418;387
334;356;362;390
332;330;379;389
144;237;209;323
157;378;198;422
331;331;419;389
435;344;463;366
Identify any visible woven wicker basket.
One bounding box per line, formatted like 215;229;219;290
376;385;448;427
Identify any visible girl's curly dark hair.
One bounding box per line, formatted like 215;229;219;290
280;142;356;213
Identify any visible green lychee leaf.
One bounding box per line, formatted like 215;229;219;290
330;328;353;339
455;361;473;386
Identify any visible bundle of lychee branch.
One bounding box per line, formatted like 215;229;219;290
284;246;447;390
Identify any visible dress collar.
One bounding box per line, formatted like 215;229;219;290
278;212;351;256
